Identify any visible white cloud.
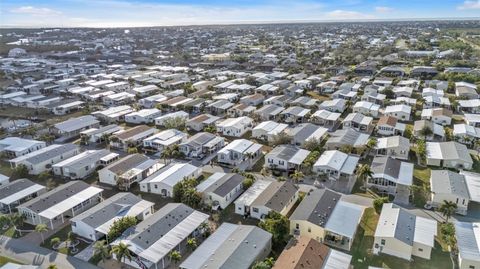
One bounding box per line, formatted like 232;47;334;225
325;10;375;20
10;6;62;16
375;6;394;13
458;0;480;10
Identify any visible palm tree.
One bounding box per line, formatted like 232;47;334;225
110;242;132;264
161;147;172;164
35;223;48;244
169;250;182;265
9;213;24;235
291;170;304;185
186;237;197;251
419;126;433;139
93;240;110;263
356;164;374;192
439;200;457;222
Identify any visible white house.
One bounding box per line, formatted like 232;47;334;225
369;156;413;200
18;181;103;229
426;141;473;170
217;139;263;170
265;145;310;172
252;121;288;142
455;222;480;269
196;173;245;210
139;163;201;197
52;149;118;180
125;108;162;124
98;154;163;190
430;170;470;215
143;129;187;153
110;125;157;151
0;179;46;214
71;192;154;241
313;150;359;181
375;136;410;160
9;144;80;175
0;137;46;158
179;132;225;160
376;116;406;136
216;116;253;137
353;101;380;118
384;104;412;121
235;179;298;219
154;111;189;127
373;203;437;261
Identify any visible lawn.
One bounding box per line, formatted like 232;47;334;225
0;256;22;266
472;154;480;173
217;204;258;227
350;208;452;269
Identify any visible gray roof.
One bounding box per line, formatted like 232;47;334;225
288;123;321;141
54;115;99;132
13;144;78;165
394;208;416;246
213;174;245;197
180;223;272;269
121;203;195;250
327;128;369;147
181;132;216;147
71;192;145;228
0;179;39;200
430;170;469;199
260;181;298;212
19;181;90;213
106;154;150;175
290;189;341;227
371;156;401;179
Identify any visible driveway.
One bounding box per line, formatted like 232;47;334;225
0;236;99;269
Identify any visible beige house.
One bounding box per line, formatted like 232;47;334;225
290;189;364;251
373;203;437;261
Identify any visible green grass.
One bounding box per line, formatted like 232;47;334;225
413;166;431;184
0;256;22;266
350;208;452;269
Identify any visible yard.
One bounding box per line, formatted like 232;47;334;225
349;208;452;269
42;225;89;255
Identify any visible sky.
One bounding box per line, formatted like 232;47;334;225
0;0;479;28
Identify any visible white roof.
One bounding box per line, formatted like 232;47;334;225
312;109;341;121
142;163;199;187
253;121;288;135
314;150;359;175
39;186;103;219
0;184;45;205
325;200;363;239
0;137;44;153
456;221;480;262
235;180;272;207
461;171;480;203
414;216;437;247
95;200;154;234
134;210;209;263
324;249;353;269
385;104;412;114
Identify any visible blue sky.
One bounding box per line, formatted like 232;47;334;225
0;0;479;27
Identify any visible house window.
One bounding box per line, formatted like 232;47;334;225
308;227;311;233
154;184;158;189
418;248;423;252
253;208;259;213
296;223;299;229
469;266;475;269
279;160;284;165
381;239;386;245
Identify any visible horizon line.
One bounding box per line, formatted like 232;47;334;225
1;16;480;29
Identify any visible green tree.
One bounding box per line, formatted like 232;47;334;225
186;237;197;251
35;223;48;244
107;216;137;242
50;237;61;248
169;250;182;265
127;147;138;154
440;222;457;251
290;170;304;184
439;200;457;222
356;164;373;192
110;242;132;264
11;164;28;179
258;211;289;247
46;264;58;269
270;132;291;147
93;240;110;263
173;177;202;208
419;126;433;139
243;177;254;190
373;197;389;214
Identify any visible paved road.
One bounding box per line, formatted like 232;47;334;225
0;236;100;269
